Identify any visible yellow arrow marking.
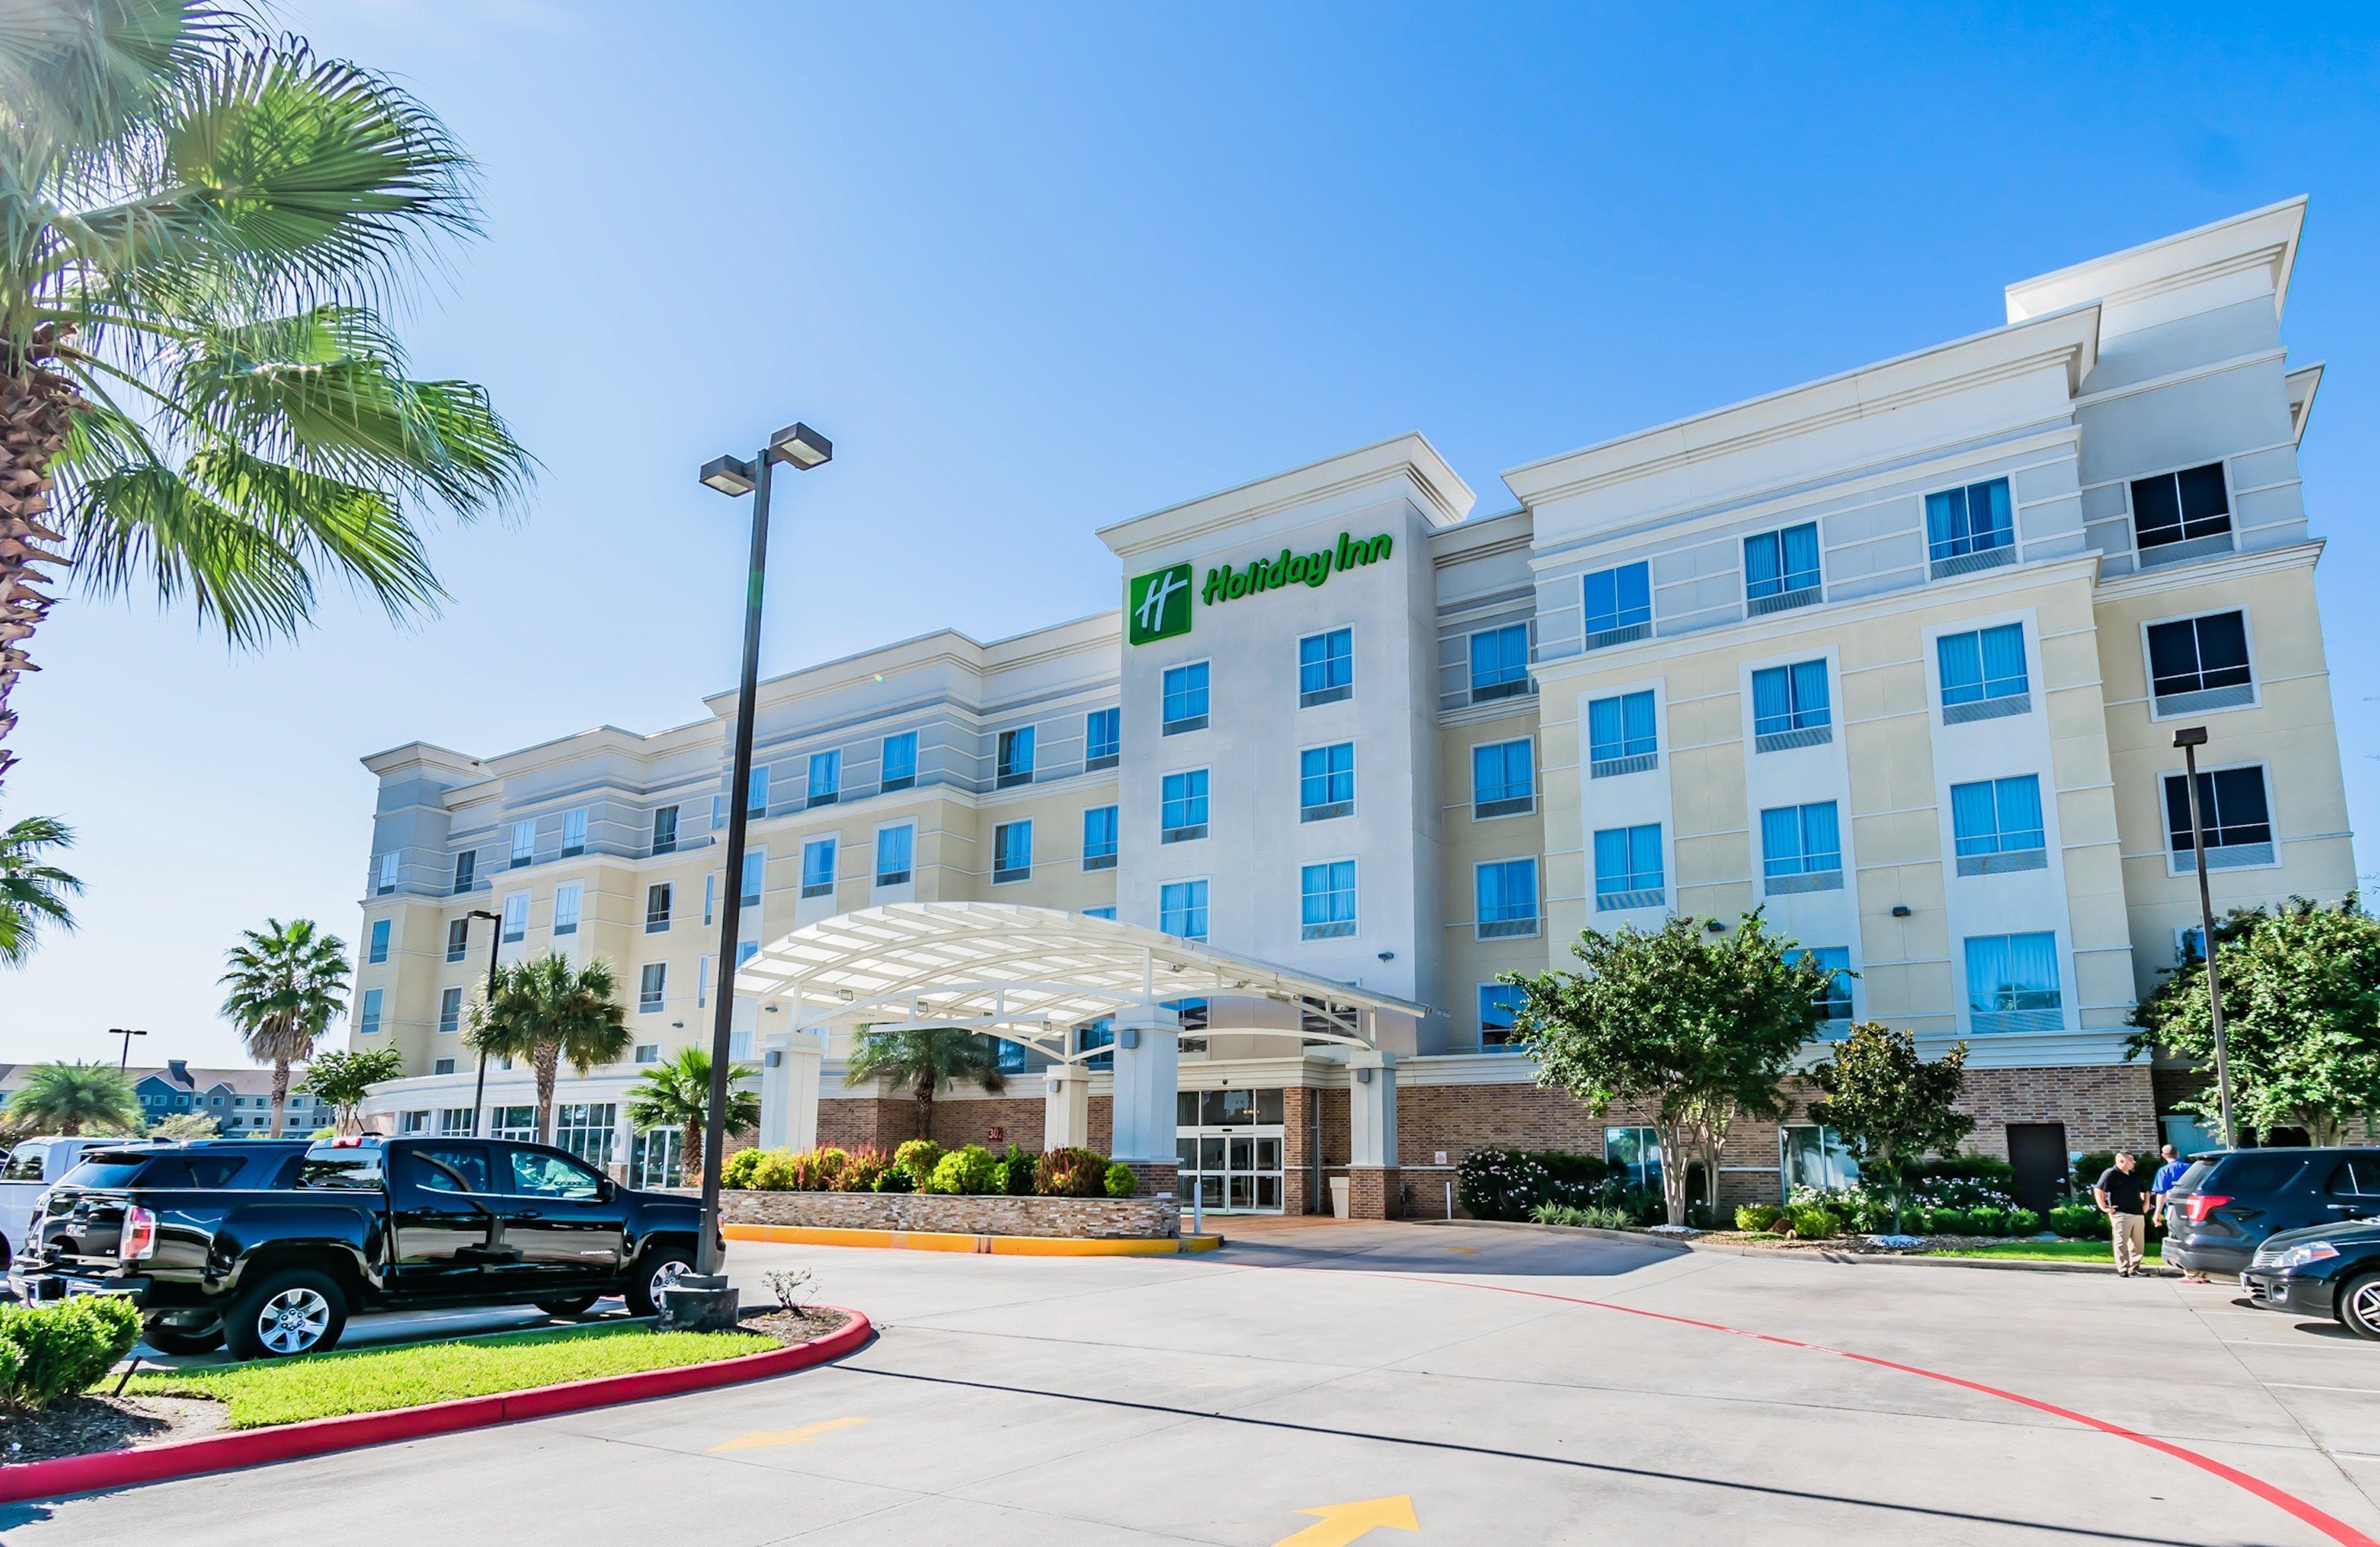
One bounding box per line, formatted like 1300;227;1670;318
1273;1495;1420;1546
710;1416;869;1451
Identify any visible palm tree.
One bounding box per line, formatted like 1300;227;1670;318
0;1;533;787
843;1026;1007;1142
466;953;631;1145
0;814;80;963
218;916;349;1136
624;1045;760;1188
4;1060;140;1135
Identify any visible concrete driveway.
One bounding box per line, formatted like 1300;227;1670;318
8;1218;2377;1545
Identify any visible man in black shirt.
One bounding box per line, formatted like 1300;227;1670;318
2093;1152;2150;1277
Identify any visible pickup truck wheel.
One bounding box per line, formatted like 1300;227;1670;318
225;1269;347;1360
141;1314;225;1355
537;1295;601;1320
624;1250;695;1318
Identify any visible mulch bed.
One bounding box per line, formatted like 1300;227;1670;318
738;1305;851;1344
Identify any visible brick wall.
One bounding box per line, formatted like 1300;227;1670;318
1953;1064;2159;1157
818;1096;915;1153
722;1188;1178;1239
928;1097;1046;1151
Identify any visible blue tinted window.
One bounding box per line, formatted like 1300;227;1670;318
1745;524;1821;599
1937;624;2028;705
1751;660;1830;736
1583;563;1652;638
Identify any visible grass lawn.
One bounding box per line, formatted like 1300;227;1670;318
122;1323;777;1429
1920;1239;2168;1264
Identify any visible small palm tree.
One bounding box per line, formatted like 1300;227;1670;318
625;1045;760;1188
4;1060;140;1135
219;917;349;1136
843;1026;1007;1142
466;953;630;1145
0;815;82;965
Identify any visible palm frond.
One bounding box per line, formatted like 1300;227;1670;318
58;444;318;644
0;0;237;177
0;813;83;966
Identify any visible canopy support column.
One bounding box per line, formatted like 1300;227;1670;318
1044;1061;1092;1151
1108;1005;1181;1199
759;1032;821;1155
1346;1048;1401;1219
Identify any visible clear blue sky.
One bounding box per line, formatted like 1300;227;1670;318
8;2;2376;1066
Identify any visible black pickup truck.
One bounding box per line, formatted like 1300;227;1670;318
9;1135;715;1358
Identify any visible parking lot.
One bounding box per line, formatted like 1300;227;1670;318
7;1218;2378;1545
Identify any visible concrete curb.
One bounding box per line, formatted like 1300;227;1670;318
1410;1217;1692;1251
725;1223;1225;1255
1412;1217;2177;1276
0;1306;874;1505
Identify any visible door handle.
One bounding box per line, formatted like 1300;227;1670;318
516;1209;543;1220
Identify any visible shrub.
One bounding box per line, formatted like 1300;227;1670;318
1104;1162;1138;1199
750;1150;801;1191
1035;1147;1110;1198
790;1147;849;1192
1784;1204;1840;1239
1736;1203;1783;1232
837;1148;891;1192
1922;1207;1975;1236
1001;1144;1038;1196
892;1138;943;1178
1901;1154;2016;1188
2004;1207;2041;1236
873;1164;915;1193
1965;1206;2013;1237
721;1147;766;1190
2048;1202;2103;1238
925;1145;1000;1195
1534;1201;1633;1229
0;1296;140;1409
1457;1148;1619;1222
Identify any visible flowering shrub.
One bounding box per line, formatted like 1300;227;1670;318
1034;1147;1111;1198
1457;1149;1618;1221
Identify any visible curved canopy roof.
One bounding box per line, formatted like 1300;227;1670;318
734;902;1420;1060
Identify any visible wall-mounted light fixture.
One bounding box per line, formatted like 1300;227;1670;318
1891;905;1912;918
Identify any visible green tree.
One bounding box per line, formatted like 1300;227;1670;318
0;815;81;964
465;953;631;1145
299;1044;403;1134
624;1045;760;1188
843;1026;1007;1142
1807;1022;1974;1232
218;916;349;1136
1508;912;1833;1225
148;1109;221;1141
0;0;533;788
2129;895;2380;1146
4;1060;140;1135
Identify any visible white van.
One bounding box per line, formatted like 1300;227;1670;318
0;1136;164;1266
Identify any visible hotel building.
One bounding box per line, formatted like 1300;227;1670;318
351;199;2351;1216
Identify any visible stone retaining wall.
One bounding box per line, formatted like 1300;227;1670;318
721;1188;1179;1239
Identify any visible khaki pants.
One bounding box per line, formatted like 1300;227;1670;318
2110;1211;2146;1274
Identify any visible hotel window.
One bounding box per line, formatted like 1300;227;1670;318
1951;775;2047;875
1075;1018;1114;1072
1468;623;1530;702
1751;660;1831;752
801;837;837;898
1299;627;1354;707
1081;806;1118;871
1781;1125;1861;1192
881;731;918;791
1925;476;2014;578
433;1057;456;1076
697;956;709;1007
560;807;588;857
1162;662;1210;734
745;764;771;818
368;918;390;964
2131;462;2232;562
511;819;535;868
1794;947;1853;1029
703;873;715;925
1299;860;1357;940
634;1044;659;1065
376;851;399;895
359;988;384;1035
876;823;915;885
983;1033;1028;1075
553;881;583;936
1085;708;1120;771
736;939;758;968
1606;1126;1661;1189
500;892;528;943
452;850;475;895
1299;742;1354;822
1592;823;1665;911
1479;983;1524;1048
396;1109;428;1135
1584;690;1658;779
1472;738;1534;819
996;726;1035;788
638;963;666;1013
1083;906;1116;921
1965;932;2062;1034
1475;857;1539;940
739;848;763;907
438;986;463;1036
1937;622;2030;722
644;882;672;932
1582;563;1652;650
1744;522;1821;614
2147;611;2253;716
711;795;725;831
1160;769;1209;843
1160;879;1208;941
650;804;679;855
1760;801;1842;893
992;820;1032;884
2164;765;2275;871
807;749;841;807
445;917;470;963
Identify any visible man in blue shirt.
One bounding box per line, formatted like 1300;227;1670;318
2149;1143;2203;1283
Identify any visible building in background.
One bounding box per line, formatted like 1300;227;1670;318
0;1060;334;1136
349;199;2350;1213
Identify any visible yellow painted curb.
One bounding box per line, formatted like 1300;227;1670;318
724;1223;1225;1256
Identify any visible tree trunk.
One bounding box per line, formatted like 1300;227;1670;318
915;1069;936;1143
1654;1120;1691;1225
0;359;77;792
681;1118;703;1188
534;1042;560;1144
270;1060;290;1138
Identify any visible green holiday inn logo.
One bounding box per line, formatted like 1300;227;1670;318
1127;562;1195;645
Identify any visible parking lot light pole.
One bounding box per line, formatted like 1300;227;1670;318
2173;725;2237;1150
108;1026;147;1070
696;422;832;1278
466;907;502;1136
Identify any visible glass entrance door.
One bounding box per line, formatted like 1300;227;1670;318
631;1127;684;1189
1175;1088;1286;1213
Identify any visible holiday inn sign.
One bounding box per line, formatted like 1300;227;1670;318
1126;530;1395;645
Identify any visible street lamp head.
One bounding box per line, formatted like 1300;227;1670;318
767;422;832;469
699;454;758;497
2172;726;2209;750
468;908;500;923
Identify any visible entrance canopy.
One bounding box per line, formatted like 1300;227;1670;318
734;901;1422;1061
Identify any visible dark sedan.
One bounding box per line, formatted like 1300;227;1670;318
2240;1219;2380;1339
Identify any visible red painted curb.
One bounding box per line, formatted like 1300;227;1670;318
0;1307;872;1505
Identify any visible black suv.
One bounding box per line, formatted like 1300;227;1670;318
2160;1147;2380;1277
